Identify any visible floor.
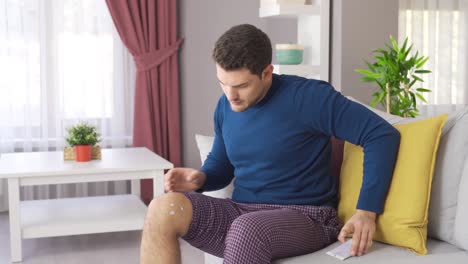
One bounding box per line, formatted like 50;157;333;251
0;212;204;264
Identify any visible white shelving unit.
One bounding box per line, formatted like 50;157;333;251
259;3;320;17
274;64;320;78
259;0;330;81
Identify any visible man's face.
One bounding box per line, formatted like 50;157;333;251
216;64;273;112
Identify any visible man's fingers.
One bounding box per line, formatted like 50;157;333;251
187;173;197;182
351;225;362;256
338;224;353;243
164;172;170;181
337;233;346;243
164;175;173;190
358;229;368;256
365;238;373;254
164;169;175;181
165;169;182;192
364;224;375;254
365;232;374;254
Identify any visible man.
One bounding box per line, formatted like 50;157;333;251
140;24;400;264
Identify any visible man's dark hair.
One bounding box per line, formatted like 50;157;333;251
212;24;272;78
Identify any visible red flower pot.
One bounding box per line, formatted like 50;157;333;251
74;145;92;162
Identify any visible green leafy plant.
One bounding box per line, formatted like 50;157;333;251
65;122;101;147
355;36;431;117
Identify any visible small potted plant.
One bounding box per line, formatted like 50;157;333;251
65;122;101;162
355;36;431;117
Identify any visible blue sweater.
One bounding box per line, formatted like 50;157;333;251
200;74;400;213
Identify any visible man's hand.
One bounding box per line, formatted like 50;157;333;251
164;168;206;193
337;209;377;256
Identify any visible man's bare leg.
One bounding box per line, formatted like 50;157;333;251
140;192;193;264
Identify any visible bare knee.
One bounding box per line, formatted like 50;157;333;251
144;192;193;237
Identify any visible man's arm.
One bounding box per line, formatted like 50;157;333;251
294;80;400;256
294;80;400;213
198;98;235;192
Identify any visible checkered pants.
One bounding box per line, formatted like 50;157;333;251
180;192;342;264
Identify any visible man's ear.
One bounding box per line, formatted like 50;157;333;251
262;64;274;80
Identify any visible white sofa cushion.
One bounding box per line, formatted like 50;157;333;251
454;156;468;250
195;134;214;164
427;107;468;243
195;134;234;199
205;239;466;264
274;239;466;264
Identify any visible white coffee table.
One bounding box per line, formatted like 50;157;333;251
0;147;173;263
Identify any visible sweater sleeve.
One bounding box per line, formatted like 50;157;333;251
293;80;401;214
199;98;235;192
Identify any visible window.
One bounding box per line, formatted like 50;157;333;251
399;0;467;105
0;0;135;151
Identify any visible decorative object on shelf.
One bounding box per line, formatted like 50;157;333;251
355;36;431;118
276;44;304;65
259;0;330;80
64;122;102;162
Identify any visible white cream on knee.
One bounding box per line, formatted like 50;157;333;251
168;203;185;215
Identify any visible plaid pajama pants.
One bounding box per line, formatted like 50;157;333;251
180;192;343;264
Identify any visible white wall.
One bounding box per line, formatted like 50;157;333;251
331;0;399;104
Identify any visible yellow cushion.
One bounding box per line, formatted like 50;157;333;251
338;114;448;255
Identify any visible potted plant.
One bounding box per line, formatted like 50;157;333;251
65;122;101;162
355;36;432;117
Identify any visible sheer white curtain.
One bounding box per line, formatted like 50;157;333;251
0;0;136;212
399;0;468;105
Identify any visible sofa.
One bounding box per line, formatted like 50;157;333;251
186;102;468;264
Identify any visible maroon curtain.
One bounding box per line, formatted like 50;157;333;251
106;0;183;204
